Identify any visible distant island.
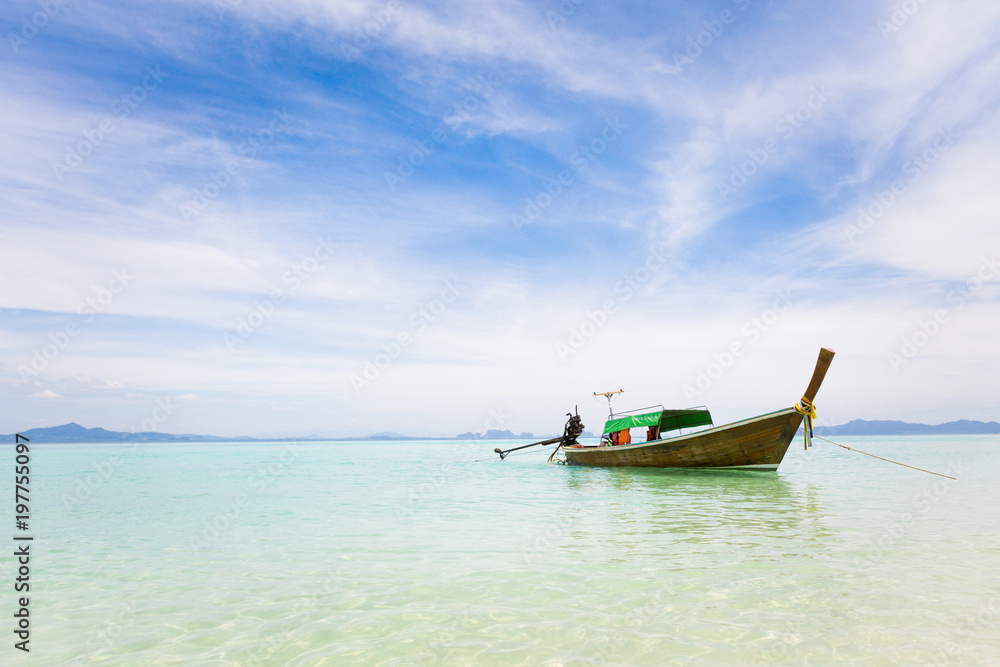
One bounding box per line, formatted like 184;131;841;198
457;429;534;440
3;420;996;444
814;419;1000;436
1;422;562;443
1;422;264;444
0;422;420;444
455;429;597;440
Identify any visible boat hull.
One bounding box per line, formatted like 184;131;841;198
563;408;803;469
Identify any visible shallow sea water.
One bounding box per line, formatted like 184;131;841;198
12;435;1000;665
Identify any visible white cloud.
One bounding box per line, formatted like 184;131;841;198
29;389;61;399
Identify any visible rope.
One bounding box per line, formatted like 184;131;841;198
812;434;957;480
794;396;817;450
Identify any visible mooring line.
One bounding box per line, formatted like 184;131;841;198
813;435;957;480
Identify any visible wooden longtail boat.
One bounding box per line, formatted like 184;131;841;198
558;348;835;470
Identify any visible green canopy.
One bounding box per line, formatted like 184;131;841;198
602;411;662;434
658;409;713;432
603;409;713;435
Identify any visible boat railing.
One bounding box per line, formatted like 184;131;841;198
608;404;665;419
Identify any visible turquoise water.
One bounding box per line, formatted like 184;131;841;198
9;435;1000;665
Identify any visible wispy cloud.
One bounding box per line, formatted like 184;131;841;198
29;390;62;399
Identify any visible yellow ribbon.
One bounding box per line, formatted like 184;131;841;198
794;396;817;450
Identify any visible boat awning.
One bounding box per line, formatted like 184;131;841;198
602;411;662;434
658;408;713;432
603;408;713;434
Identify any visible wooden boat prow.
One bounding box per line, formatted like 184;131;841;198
562;348;835;470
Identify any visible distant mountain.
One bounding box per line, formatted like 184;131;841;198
814;419;1000;436
363;431;406;440
361;432;436;441
455;429;535;440
454;430;596;440
0;422;258;443
1;423;438;443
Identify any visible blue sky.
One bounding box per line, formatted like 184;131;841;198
2;0;998;437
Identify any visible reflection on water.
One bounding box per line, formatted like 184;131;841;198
563;464;832;543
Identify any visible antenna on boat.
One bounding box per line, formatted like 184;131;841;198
593;389;624;418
